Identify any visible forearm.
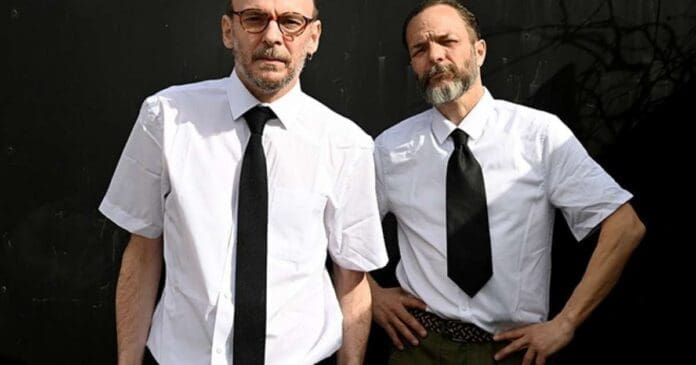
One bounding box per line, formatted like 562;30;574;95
116;234;163;365
555;203;645;329
333;264;372;365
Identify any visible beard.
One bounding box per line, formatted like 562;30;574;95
234;42;308;95
417;56;479;106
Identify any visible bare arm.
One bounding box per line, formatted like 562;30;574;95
495;203;645;365
333;264;372;365
116;234;163;365
367;274;427;350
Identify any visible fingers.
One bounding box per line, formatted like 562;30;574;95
402;294;427;311
383;322;405;350
536;353;547;365
377;310;419;350
390;314;422;347
493;326;525;342
521;348;536;365
371;287;428;350
396;306;427;338
494;337;526;362
493;326;527;362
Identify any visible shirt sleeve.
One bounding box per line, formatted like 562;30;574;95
98;96;168;239
326;142;389;272
543;117;633;241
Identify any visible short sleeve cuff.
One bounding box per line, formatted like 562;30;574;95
329;226;388;272
99;198;163;239
567;191;633;241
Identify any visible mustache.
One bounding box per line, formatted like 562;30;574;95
252;46;291;63
419;64;457;91
425;64;455;82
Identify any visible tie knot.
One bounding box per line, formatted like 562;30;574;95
244;106;276;135
450;129;469;147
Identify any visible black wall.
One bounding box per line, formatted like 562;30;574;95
2;1;693;364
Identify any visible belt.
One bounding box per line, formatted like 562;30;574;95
409;309;494;344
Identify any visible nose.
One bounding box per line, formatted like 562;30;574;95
427;43;445;64
260;18;284;45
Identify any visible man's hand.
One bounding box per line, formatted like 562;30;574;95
493;317;575;365
368;277;428;350
493;203;644;365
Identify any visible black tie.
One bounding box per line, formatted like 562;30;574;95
233;106;275;365
446;129;492;297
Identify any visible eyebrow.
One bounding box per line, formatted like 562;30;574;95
410;33;457;52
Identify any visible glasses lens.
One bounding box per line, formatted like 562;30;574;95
241;10;270;32
278;13;307;34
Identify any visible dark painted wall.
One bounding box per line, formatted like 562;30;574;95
2;0;693;364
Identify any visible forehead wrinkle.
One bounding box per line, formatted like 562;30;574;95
410;29;455;50
233;0;314;16
407;5;473;45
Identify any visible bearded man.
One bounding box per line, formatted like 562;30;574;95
368;1;645;364
100;1;388;364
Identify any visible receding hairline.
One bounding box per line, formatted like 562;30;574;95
226;0;320;17
402;0;482;50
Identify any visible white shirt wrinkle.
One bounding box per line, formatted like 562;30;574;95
375;88;632;334
99;70;387;365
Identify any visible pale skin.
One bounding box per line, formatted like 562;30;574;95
333;264;373;365
369;4;646;365
117;1;370;364
221;0;321;103
116;234;162;365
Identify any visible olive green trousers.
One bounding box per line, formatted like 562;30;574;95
388;331;524;365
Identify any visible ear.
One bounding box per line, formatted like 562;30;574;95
305;19;322;56
475;39;487;67
221;14;234;49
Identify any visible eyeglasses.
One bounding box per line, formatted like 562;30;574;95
228;8;317;37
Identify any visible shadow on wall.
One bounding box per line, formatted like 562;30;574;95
490;0;695;156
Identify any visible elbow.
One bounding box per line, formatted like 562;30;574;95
632;217;646;246
612;203;645;251
624;207;646;250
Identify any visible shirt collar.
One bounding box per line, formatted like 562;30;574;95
431;88;494;145
226;68;303;131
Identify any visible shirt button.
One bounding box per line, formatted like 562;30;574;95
216;348;222;354
223;293;230;299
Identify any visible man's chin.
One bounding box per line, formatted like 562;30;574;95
250;74;294;93
251;67;289;80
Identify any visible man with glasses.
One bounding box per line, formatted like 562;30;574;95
369;1;645;364
100;0;387;364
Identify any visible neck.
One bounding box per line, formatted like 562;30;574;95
435;84;484;126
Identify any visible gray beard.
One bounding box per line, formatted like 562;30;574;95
243;59;305;94
233;47;307;95
424;77;467;106
419;59;478;106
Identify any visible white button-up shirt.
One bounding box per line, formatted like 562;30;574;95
374;89;631;334
100;70;388;365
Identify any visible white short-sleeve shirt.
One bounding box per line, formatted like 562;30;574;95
374;89;631;334
100;70;388;365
